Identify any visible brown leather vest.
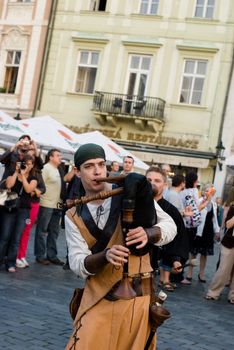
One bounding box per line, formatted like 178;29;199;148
66;207;152;324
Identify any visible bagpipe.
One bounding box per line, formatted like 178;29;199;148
62;173;156;256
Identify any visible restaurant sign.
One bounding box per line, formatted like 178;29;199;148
68;124;199;150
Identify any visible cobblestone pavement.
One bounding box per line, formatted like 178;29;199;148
0;228;233;350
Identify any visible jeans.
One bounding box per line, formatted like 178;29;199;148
34;206;61;260
0;207;30;267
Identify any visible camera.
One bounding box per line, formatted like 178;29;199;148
22;140;30;146
19;162;27;170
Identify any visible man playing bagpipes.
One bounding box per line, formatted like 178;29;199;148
65;143;177;350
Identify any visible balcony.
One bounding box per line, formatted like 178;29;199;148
92;91;165;131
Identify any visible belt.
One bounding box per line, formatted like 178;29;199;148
104;274;153;301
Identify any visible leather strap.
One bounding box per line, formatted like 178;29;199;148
66;207;97;249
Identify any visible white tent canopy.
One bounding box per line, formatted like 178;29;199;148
71;130;148;171
14;115;148;171
20;116;78;159
0;110;27;147
0;112;148;170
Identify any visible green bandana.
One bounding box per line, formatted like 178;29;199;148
74;143;106;169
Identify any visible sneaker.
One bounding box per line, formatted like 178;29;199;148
21;258;29;267
16;259;26;268
8;266;16;273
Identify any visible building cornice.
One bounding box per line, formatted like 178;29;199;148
80;10;110;16
71;31;109;44
176;40;219;53
130;14;163;21
185;17;219;25
122;36;162;48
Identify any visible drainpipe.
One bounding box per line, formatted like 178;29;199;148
217;46;234;150
32;0;58;117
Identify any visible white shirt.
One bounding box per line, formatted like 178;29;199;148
40;162;61;208
65;198;177;279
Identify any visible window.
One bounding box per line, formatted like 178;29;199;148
194;0;215;19
90;0;107;11
126;55;151;98
75;51;99;94
180;59;207;105
139;0;159;15
3;50;21;94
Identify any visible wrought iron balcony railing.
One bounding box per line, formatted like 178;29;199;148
92;91;165;121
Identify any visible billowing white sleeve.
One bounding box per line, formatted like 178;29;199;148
154;201;177;246
65;215;93;279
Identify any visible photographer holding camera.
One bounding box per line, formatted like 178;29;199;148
16;159;46;269
0;154;38;272
0;135;43;184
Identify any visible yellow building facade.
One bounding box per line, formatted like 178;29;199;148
0;0;53;117
37;0;234;184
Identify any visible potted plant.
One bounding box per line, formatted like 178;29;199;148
0;87;6;93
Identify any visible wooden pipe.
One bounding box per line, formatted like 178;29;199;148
96;175;126;184
112;272;137;300
112;202;137;300
149;304;171;331
62;187;124;209
144;304;171;350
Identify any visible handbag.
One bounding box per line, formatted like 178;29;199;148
184;191;201;228
0;189;19;210
69;288;84;320
4;191;20;210
0;189;8;206
0;179;22;210
0;179;8;206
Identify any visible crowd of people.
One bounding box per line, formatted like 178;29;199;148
0;135;66;272
0;137;233;349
